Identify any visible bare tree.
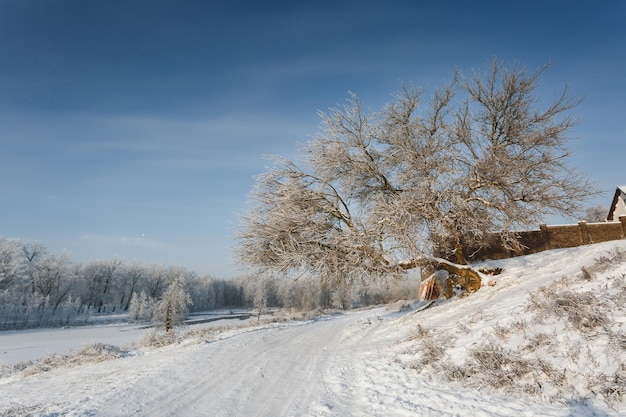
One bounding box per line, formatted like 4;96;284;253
21;241;46;263
252;278;267;321
128;291;156;321
31;253;75;314
0;238;27;291
153;276;192;332
583;206;607;222
144;264;168;299
121;261;144;311
237;59;595;294
80;258;123;312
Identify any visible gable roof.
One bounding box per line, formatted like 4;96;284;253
607;185;626;221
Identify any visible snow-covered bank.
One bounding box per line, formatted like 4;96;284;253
395;240;626;415
0;323;144;365
1;241;625;416
0;312;255;365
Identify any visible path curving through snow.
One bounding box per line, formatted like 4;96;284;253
103;311;376;417
1;305;603;417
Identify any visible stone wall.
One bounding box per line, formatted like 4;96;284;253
463;216;626;262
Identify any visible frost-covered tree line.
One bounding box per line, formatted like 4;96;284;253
0;237;244;330
0;236;412;330
237;59;595;295
240;272;420;315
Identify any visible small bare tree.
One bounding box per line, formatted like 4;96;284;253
153;277;192;332
252;279;267;321
583;206;607;222
237;59;596;294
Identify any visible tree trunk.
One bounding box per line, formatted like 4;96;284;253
401;256;482;296
453;238;468;265
165;303;173;332
430;260;482;296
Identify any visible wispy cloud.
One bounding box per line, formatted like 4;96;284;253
79;233;170;250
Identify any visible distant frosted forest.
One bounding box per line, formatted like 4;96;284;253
0;237;418;330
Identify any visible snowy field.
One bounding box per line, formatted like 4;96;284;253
0;322;147;364
0;311;252;365
1;240;625;416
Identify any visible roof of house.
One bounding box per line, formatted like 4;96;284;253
607;185;626;221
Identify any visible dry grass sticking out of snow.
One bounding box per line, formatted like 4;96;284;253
400;244;626;410
0;403;49;417
140;309;339;349
0;342;130;379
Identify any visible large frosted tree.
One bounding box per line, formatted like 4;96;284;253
236;59;595;293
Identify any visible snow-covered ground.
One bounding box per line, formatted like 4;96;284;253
0;312;252;365
0;323;146;365
1;241;625;416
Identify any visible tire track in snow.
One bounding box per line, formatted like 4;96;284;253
101;310;377;417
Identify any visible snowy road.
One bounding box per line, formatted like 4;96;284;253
1;302;612;417
101;311;380;417
1;309;400;417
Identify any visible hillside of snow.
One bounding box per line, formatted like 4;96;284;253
1;240;625;417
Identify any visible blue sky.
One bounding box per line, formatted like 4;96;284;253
1;0;624;278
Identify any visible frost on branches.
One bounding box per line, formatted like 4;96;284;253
152;278;192;332
236;59;595;296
